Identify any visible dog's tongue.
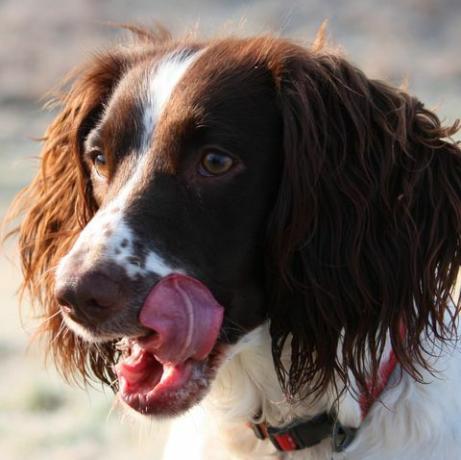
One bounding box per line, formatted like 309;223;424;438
139;274;224;364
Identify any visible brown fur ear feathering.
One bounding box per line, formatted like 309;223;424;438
4;29;173;385
266;44;461;401
6;53;129;384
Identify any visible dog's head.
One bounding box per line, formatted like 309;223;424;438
11;27;461;417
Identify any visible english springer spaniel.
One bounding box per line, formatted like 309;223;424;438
9;26;461;459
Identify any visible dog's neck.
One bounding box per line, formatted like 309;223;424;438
155;319;461;460
200;322;461;460
204;323;364;458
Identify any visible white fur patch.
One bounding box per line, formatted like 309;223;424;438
56;196;175;281
193;320;461;460
142;50;201;151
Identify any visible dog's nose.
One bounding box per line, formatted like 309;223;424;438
55;269;124;320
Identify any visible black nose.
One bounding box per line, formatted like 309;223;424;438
55;267;125;322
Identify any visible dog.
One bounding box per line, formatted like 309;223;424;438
9;25;461;459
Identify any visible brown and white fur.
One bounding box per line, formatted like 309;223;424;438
7;26;461;459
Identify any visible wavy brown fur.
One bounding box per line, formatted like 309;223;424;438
267;44;461;400
5;28;461;403
5;28;179;385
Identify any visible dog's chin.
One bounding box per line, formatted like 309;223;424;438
115;337;224;417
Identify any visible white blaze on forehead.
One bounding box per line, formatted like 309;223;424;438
142;49;201;151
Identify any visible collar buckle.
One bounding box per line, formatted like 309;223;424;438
332;421;357;452
266;412;336;451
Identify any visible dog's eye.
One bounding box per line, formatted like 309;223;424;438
90;150;108;178
199;151;234;176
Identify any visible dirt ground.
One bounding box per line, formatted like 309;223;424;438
0;0;460;458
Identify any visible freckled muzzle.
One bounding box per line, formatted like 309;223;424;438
55;228;226;416
53;199;174;336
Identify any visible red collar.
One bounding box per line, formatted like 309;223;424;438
359;348;398;419
249;347;398;453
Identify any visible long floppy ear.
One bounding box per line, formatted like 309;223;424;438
6;25;176;386
6;51;129;385
4;26;174;386
267;45;461;400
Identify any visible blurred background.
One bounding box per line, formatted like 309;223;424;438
0;0;460;458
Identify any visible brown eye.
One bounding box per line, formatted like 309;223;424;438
199;151;234;176
91;150;108;178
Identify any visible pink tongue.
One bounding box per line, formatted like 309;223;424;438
139;274;224;364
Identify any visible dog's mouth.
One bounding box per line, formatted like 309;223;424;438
114;274;224;416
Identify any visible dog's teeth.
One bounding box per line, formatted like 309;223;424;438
116;337;132;357
130;342;143;359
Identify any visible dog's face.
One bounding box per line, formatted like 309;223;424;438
13;29;460;422
54;42;282;415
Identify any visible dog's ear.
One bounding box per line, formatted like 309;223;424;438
7;50;129;385
267;46;461;400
